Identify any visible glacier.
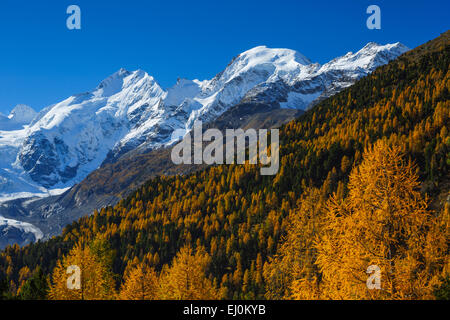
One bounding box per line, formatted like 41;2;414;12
0;42;409;201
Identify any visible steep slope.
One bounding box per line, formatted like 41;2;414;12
0;42;408;197
18;69;166;188
0;105;37;131
0;103;303;240
0;105;51;202
0;215;43;248
8;105;38;125
1;30;447;299
0;42;409;247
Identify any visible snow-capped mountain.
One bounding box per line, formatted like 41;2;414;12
17;68;166;188
8;104;38;124
0;42;409;198
0;104;37;131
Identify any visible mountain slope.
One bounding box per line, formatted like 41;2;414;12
8;105;37;125
18;69;166;188
0;31;447;299
0;105;37;131
0;42;409;248
0;103;303;241
0;42;408;198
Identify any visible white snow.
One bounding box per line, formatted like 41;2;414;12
280;91;322;109
0;105;37;131
319;42;410;73
0;188;70;203
0;42;409;202
8;104;38;124
0;215;44;241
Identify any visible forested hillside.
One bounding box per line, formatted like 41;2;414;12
1;31;448;300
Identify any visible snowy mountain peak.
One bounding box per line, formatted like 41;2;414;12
320;42;409;72
358;41;409;55
96;68;133;96
90;69;165;114
239;46;312;65
0;41;409;194
360;41;408;51
361;41;382;49
219;46;313;85
8;104;37;124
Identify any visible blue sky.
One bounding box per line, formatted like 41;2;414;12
0;0;448;114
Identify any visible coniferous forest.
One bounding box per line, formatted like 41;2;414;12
0;31;449;300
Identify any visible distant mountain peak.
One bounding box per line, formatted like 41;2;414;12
357;42;410;57
95;69;158;94
320;41;409;73
96;68;132;92
362;41;382;48
0;41;409;192
117;67;129;74
8;104;37;124
237;45;313;67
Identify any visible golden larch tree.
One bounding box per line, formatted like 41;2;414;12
48;242;115;300
264;188;325;300
315;139;448;299
119;262;159;300
158;246;220;299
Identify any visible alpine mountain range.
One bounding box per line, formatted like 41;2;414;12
0;41;409;248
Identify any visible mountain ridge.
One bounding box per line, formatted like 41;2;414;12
0;31;447;299
0;42;409;195
21;43;409;188
0;42;410;247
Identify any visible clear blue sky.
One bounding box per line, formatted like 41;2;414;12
0;0;448;114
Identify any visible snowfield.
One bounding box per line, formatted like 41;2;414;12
0;215;43;246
